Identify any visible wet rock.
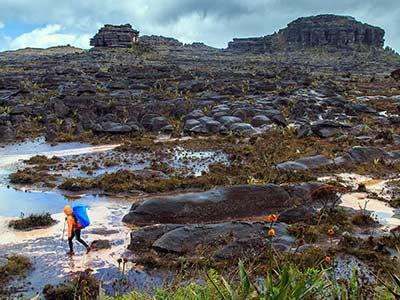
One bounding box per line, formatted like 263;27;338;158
129;224;183;251
151;222;293;255
389;116;400;124
252;115;271;127
184;110;204;120
183;119;201;132
230;123;257;135
178;80;206;93
346;103;376;115
391;69;400;81
89;228;120;235
276;155;333;172
271;114;288;127
91;239;111;250
344;147;387;164
151;116;169;131
123;184;293;225
0;123;16;142
198;117;221;133
219;116;242;127
95;121;141;134
311;120;343;138
297;124;312;138
161;125;174;133
278;206;317;223
387;150;400;162
350;124;371;136
188;124;208;134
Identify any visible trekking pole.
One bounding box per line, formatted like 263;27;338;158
60;218;66;245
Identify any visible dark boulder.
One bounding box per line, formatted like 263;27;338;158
230;123;257;135
183;119;201;132
123;184;293;225
276;155;333;172
219;116;242;127
151;116;169;131
129;224;184;251
129;222;294;258
252;115;271;127
91;239;111;250
311;120;344;138
391;69;400;81
278;206;317;223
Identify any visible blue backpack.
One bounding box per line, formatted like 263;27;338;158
72;204;90;228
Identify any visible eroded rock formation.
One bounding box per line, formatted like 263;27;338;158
228;14;385;53
122;183;323;225
90;24;139;48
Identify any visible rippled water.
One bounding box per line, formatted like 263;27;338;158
0;139;170;298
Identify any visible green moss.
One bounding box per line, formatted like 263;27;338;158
43;269;99;300
351;212;379;227
24;155;61;165
0;256;32;295
9;213;57;230
9;168;58;186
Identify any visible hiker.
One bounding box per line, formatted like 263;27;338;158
63;205;92;255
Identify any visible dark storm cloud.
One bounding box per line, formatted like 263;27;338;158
0;0;399;51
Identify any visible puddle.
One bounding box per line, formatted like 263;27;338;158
319;173;400;227
47;147;227;179
0;138;174;298
0;193;167;297
0;138;120;184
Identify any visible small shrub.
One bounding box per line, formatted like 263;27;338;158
43;269;99;300
9;213;57;230
0;255;32;294
24;155;61;165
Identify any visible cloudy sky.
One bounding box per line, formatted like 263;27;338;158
0;0;399;52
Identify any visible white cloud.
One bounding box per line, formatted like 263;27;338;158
8;24;90;50
0;1;399;50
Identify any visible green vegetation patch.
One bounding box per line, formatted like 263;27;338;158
9;168;58;187
24;155;61;165
8;213;57;230
0;255;32;295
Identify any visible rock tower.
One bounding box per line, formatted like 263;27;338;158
228;15;385;53
90;24;139;48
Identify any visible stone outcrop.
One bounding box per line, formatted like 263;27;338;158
391;69;400;81
90;24;139;48
276;147;400;173
122;183;323;225
228;14;385;53
128;222;294;261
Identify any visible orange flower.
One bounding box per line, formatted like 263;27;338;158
324;256;331;263
268;229;275;237
267;214;278;222
328;229;334;236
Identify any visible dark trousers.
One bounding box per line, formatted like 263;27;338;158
68;229;89;252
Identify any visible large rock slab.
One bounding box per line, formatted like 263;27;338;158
129;222;294;260
276;155;333;172
123;184;293;225
90;24;139;48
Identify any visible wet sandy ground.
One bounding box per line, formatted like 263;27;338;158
0;139;169;298
320;173;400;227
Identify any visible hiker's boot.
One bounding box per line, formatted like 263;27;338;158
66;251;75;256
86;246;93;254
